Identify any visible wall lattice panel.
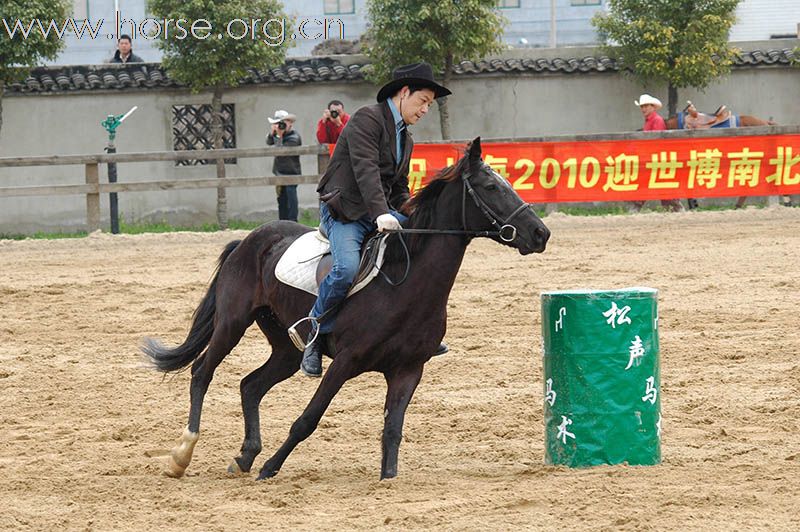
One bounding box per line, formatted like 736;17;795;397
172;104;236;166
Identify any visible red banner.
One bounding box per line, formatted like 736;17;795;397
403;135;800;202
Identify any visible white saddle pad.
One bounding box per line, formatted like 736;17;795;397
274;229;388;297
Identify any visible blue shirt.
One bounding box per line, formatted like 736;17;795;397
386;98;406;165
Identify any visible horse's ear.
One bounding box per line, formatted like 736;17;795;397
468;137;482;162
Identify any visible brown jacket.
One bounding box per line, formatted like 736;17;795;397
317;101;413;222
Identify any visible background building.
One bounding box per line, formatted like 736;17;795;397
50;0;603;64
49;1;800;65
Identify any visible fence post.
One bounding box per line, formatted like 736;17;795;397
317;146;330;175
85;162;100;232
105;144;119;234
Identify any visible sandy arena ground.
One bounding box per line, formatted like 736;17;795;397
1;207;799;531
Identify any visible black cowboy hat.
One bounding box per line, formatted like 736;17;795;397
376;62;452;103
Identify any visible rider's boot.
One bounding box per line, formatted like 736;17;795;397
300;332;325;377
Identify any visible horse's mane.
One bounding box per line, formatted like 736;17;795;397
380;151;471;267
402;152;469;230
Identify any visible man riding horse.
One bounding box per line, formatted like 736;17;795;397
301;62;451;377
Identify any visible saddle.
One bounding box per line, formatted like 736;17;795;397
678;103;737;129
274;228;389;297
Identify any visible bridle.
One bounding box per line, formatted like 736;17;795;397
387;165;531;243
461;167;530;243
368;165;534;287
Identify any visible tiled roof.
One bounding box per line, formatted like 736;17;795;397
453;56;620;75
452;47;796;75
734;48;795;66
7;48;795;94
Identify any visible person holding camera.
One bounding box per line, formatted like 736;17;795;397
315;100;350;145
267;110;302;221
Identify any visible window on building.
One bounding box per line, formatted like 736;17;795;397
72;0;88;19
498;0;521;8
172;104;237;166
324;0;355;15
571;0;602;6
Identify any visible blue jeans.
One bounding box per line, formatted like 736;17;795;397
277;184;298;221
311;202;407;334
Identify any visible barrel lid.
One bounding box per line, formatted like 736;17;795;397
542;286;658;296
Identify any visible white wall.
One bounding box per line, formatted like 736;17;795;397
730;0;800;41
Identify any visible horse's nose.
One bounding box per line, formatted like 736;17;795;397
536;226;550;243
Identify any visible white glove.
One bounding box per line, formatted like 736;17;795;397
376;213;402;232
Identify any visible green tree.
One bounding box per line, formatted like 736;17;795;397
148;0;289;228
0;0;70;137
364;0;506;139
592;0;741;117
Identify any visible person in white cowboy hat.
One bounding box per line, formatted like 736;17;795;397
635;94;666;131
631;95;685;212
299;62;452;378
266;110;302;221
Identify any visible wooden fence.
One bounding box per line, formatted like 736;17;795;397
0;145;330;231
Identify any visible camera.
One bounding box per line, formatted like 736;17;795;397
277;121;287;130
329;109;339;119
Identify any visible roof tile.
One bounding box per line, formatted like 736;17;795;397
7;48;794;94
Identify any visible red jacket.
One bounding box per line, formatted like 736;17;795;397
316;113;350;144
643;112;666;131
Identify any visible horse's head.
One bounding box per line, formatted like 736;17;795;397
459;137;550;254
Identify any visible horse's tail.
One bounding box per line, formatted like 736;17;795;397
142;240;241;373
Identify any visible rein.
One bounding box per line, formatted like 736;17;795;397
373;168;531;286
386;169;530;243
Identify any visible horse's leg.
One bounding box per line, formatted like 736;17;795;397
229;318;301;475
381;363;424;480
166;316;252;478
257;357;355;479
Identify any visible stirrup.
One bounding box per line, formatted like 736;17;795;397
288;316;320;351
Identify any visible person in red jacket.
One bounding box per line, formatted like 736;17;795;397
316;100;350;145
637;94;667;131
632;94;684;212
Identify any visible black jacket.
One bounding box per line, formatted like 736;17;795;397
110;50;144;63
317;101;412;222
267;129;302;175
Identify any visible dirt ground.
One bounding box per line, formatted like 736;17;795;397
1;207;799;531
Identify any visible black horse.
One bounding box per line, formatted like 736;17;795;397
143;138;550;480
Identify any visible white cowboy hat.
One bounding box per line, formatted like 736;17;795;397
268;109;297;123
635;94;662;109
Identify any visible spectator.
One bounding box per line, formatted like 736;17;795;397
316;100;350;145
110;35;143;63
267;110;302;222
632;94;684;212
637;94;667;131
684;101;717;129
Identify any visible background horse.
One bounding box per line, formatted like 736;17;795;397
142;138;550;480
666;110;780;208
665;112;775;130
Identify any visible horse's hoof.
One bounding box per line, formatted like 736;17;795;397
227;459;248;476
256;468;279;480
164;458;186;478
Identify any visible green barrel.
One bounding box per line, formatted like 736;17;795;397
541;287;661;467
